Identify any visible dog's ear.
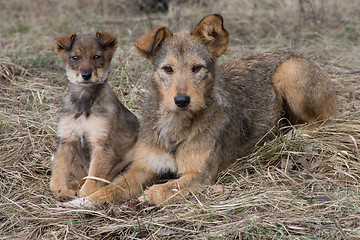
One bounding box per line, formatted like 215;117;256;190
55;33;76;55
96;31;118;51
134;26;172;60
191;14;229;58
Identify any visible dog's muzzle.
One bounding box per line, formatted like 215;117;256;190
174;95;190;108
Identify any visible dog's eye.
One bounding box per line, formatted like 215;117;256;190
162;66;173;74
71;55;79;60
94;55;101;60
192;65;203;73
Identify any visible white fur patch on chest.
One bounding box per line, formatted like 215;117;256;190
135;141;177;174
58;114;109;145
146;151;177;174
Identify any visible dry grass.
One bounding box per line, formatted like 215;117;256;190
0;0;359;239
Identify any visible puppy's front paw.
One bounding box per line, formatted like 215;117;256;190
51;187;77;200
50;178;78;200
78;179;106;198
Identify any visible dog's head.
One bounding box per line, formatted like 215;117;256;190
55;31;118;87
134;14;229;114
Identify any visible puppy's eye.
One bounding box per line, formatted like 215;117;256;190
94;55;101;60
162;66;173;74
192;65;203;73
71;55;79;60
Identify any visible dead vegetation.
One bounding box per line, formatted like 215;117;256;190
0;0;359;239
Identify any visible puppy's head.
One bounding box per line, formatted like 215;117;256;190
55;31;118;87
134;14;229;114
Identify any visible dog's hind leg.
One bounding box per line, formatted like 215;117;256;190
272;57;337;124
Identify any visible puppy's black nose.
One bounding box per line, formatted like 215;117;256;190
81;71;92;80
174;95;190;108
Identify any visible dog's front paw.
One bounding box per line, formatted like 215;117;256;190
139;184;183;205
60;197;96;209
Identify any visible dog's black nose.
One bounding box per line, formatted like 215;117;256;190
81;71;92;80
174;95;190;108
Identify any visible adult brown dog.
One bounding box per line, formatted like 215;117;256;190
72;14;336;206
50;32;139;200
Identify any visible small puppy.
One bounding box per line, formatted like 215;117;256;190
50;31;139;200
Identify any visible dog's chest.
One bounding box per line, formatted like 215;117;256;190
154;113;190;153
58;114;109;144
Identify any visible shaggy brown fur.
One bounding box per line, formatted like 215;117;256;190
50;32;139;200
80;14;336;205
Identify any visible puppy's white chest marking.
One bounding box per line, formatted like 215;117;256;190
58;114;108;144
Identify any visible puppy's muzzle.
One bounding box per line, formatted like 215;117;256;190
81;70;92;81
174;95;190;109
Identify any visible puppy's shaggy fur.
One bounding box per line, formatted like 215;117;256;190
50;32;139;200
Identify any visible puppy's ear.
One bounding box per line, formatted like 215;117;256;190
134;26;172;60
96;31;118;52
55;33;76;55
191;14;229;58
